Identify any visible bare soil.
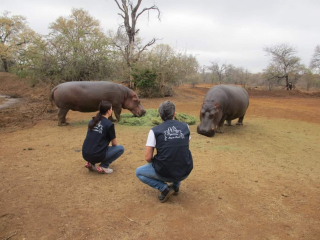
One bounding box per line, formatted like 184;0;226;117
1;73;320;240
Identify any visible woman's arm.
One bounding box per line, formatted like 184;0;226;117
111;138;117;146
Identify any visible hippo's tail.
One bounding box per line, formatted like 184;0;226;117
49;86;58;106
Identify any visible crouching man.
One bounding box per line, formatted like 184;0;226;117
135;101;193;203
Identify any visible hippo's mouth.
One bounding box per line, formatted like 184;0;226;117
132;108;146;117
197;126;215;137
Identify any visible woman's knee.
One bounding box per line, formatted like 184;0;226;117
118;145;125;154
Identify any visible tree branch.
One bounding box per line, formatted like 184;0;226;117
114;0;125;12
136;6;161;21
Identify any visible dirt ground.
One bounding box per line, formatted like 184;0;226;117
1;73;320;240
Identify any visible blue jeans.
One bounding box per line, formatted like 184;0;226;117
135;163;188;192
99;145;124;168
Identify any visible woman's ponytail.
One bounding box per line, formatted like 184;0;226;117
88;112;102;131
88;100;112;131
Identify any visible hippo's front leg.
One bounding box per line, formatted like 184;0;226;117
215;125;225;133
216;115;228;133
113;107;122;122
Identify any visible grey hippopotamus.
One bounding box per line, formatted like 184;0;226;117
197;85;249;137
50;81;146;126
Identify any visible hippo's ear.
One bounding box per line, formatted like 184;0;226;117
132;95;138;101
131;93;139;102
214;103;220;110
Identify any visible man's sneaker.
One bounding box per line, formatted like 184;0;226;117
169;184;179;195
158;186;175;203
97;166;113;174
85;162;97;171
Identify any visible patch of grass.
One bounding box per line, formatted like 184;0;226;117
118;109;197;126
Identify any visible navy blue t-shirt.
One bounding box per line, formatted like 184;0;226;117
82;117;115;163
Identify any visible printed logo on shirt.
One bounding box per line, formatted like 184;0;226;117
93;121;103;134
164;126;185;141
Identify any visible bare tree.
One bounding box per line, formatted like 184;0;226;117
235;67;250;88
208;61;226;83
310;45;320;73
224;64;236;83
263;44;301;90
113;0;161;86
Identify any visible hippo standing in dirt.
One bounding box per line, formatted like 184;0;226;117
50;81;146;126
197;85;249;137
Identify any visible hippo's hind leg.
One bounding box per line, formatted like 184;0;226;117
236;115;244;125
58;108;69;126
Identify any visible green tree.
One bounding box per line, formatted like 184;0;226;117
0;11;35;72
46;8;113;82
133;44;199;96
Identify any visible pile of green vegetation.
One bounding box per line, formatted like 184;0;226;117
118;109;197;126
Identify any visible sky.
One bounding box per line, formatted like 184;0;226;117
2;0;320;73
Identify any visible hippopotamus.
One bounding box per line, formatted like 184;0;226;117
50;81;146;126
197;85;249;137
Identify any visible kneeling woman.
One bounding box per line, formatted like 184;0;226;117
82;100;124;174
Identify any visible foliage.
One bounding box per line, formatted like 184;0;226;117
118;109;197;126
132;67;161;97
132;44;200;97
0;11;36;72
42;8;115;82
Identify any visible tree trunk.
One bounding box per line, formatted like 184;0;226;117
285;75;289;90
2;58;9;72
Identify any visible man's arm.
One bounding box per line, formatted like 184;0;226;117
145;146;154;163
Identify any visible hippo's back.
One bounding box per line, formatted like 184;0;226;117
208;85;248;105
206;85;249;119
52;81;127;112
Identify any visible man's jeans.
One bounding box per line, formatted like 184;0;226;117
100;145;124;168
136;163;188;192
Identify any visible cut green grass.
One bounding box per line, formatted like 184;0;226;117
118;109;197;126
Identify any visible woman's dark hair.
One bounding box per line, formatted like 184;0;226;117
158;101;175;121
88;101;112;130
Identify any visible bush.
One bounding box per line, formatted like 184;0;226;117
132;68;162;98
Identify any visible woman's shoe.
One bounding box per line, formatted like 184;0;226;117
97;166;113;174
85;162;97;171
